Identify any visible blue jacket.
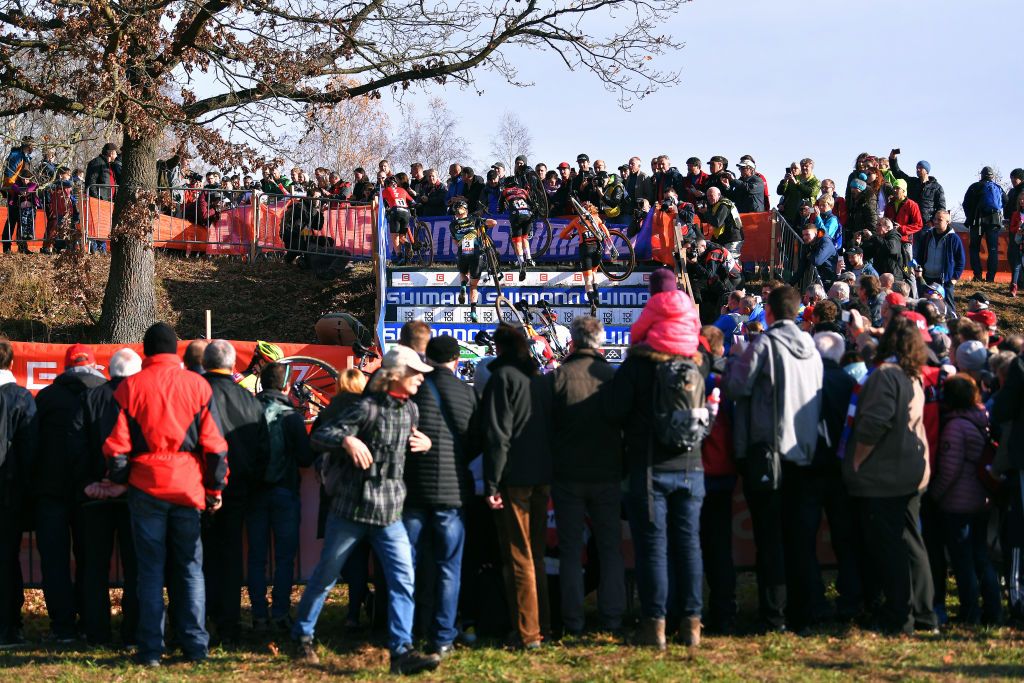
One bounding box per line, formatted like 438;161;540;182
913;226;965;282
815;212;842;248
446;177;465;202
3;147;31;187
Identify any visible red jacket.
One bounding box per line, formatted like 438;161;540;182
103;354;229;509
382;186;413;210
884;197;923;244
701;373;736;476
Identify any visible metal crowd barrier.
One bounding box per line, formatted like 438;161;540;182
80;185;377;263
772;209;803;285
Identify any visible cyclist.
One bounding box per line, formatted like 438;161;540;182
449;197;497;322
498;176;536;280
559;201;611;315
235;340;285;392
381;176;415;263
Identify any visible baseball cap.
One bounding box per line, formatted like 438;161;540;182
426;335;461;364
736;159;756;169
557;162;571;170
967;292;989;309
64;343;97;368
382;346;433;374
900;311;932;342
955;340;988;372
885;292;907;307
845;246;863;256
576;153;590;163
922;282;945;299
491;161;505;170
966;309;998;330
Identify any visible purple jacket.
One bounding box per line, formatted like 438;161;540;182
931;406;989;514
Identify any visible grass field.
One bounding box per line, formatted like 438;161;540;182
3;579;1024;682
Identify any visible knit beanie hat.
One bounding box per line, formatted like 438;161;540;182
849;177;867;192
917;160;931;173
649;268;677;294
143;322;178;357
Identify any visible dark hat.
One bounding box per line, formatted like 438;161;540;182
514;155;527;164
491;161;505;170
968;291;990;307
981;166;995;178
649;268;677;294
618;163;629;173
142;322;178;357
576;153;590;163
709;155;727;165
685;157;701;165
845;246;863;255
1011;168;1024;181
426;334;461;364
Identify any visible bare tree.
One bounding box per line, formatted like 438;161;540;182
389;98;471;175
0;0;687;341
489;111;533;171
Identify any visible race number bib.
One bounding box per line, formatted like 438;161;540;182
394;198;407;208
512;198;530;211
461;236;476;253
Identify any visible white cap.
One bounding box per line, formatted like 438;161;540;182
736;160;756;169
382;345;433;374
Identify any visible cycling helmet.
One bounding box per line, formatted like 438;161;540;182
451;197;469;212
254;340;284;362
384;176;398;187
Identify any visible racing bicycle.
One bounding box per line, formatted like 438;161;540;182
569;196;637;281
251;355;340;424
394;208;434;268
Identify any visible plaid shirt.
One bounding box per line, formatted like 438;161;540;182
311;393;417;527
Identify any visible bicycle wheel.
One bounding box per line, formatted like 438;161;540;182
277;355;340;423
494;295;526;327
481;235;503;296
530;217;553;257
599;229;636;281
410;221;434;268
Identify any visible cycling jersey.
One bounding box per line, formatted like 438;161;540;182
382;186;413;210
559;214;605;244
501;186;533;218
450;215;487;255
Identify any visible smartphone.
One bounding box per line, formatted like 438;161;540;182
841;310;851;323
784;168;791;177
893;148;901;155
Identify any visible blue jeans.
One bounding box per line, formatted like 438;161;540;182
246;486;301;620
292;513;415;655
943;509;1002;624
627;466;704;619
1009;236;1023;288
128;489;208;661
403;508;465;647
969;225;1001;281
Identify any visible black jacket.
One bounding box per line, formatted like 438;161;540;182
482;356;552;495
890;157;945;224
1006;183;1024;222
862;229;903;280
845;189;878;237
417;182;449;217
256;389;313;492
728;174;766;213
462;176;486;215
73;377;124;504
963;179;1006;229
547;349;622;483
34;369;107;500
814;358;856;470
604;344;708;472
0;381;37;509
84;155;120;201
313;391;364;538
703;198;744;244
205;372;269;499
406;366;480;508
992;356;1024;471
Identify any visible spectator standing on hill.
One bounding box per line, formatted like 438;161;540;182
84;143;120;201
103;323;229;666
33;343;107;643
914;210;964;316
0;340;37;649
75;348;142;646
962;167;1006;282
777;158;820;228
889;153;945;226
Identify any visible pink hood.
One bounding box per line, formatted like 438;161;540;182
631;290;701;357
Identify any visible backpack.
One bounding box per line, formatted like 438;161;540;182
262;398;297;484
651;357;710;453
978;181;1003;214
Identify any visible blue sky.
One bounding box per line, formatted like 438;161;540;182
377;0;1022;210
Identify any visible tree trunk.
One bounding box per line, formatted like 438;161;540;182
96;132;159;343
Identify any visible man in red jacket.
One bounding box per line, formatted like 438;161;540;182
884;179;923;296
101;322;229;666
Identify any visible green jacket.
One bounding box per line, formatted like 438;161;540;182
777;174;821;226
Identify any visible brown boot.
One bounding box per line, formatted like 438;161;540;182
678;616;701;648
633;618;666;650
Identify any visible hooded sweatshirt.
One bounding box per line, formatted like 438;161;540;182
629;290;701;357
724;319;823;466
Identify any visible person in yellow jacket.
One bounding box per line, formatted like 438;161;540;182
235;340;284;392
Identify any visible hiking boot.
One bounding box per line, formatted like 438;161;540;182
633;618;666;650
678;616;701;648
390;648;440;675
519;263;527;281
294;638;319;665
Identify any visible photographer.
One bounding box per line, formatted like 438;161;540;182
791;225;837;292
280;186;331;263
701;187;744;258
723;160;765;213
593;169;626;221
687;237;743;325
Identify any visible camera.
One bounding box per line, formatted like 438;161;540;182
660;195;677;212
186;171;203;182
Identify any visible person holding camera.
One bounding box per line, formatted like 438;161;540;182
791;224;837;292
688;237;743;325
702;187;744;259
777;158;821;229
723;160;765;214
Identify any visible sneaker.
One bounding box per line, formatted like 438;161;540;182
458;287;467;305
519;263;527;282
133;654;161;667
590;301;597;316
294;638;320;665
469;311;479;323
426;643;455;660
390;648;440;675
526;258;536;267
